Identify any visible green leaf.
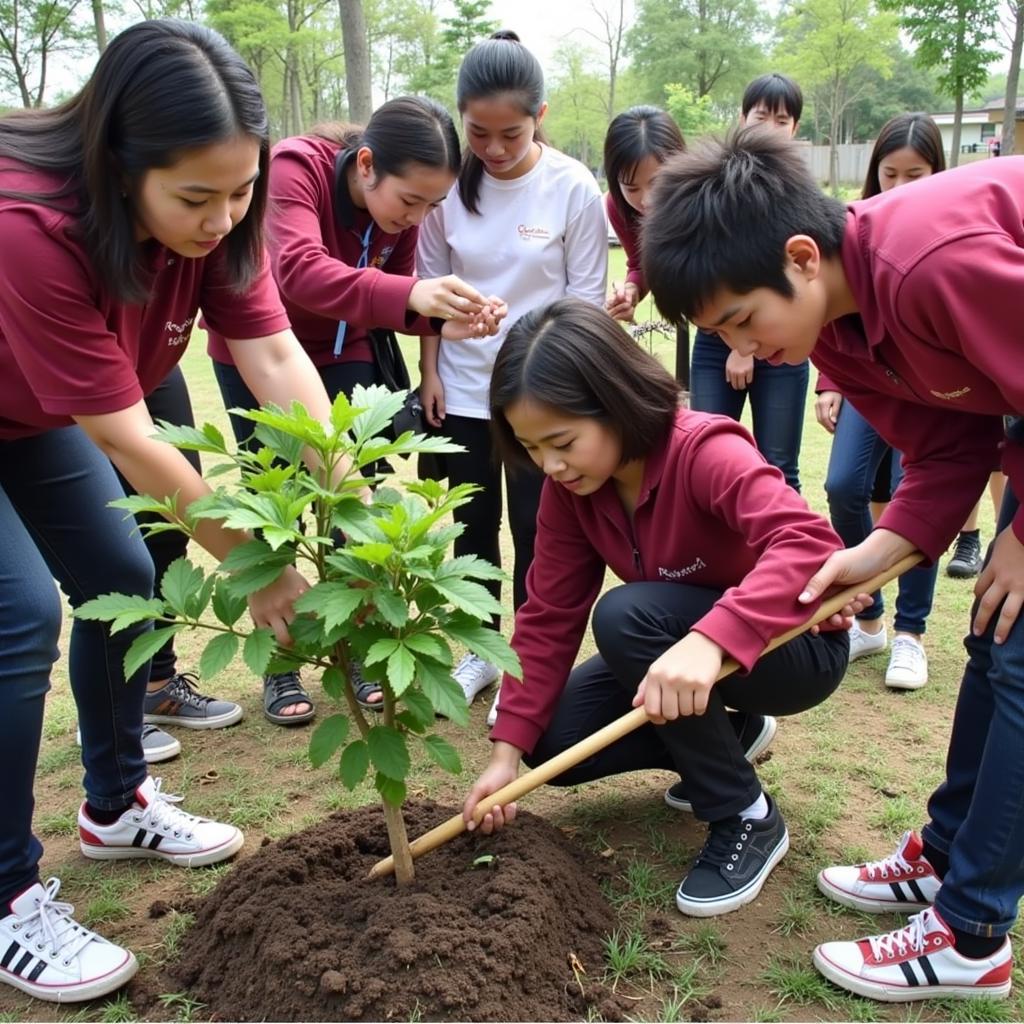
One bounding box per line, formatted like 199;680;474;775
387;644;416;697
224;559;290;598
199;632;239;679
402;634;451;665
294;583;364;633
159;558;207;617
219;540;277;573
75;593;166;624
321;666;346;700
329;389;358;434
183;574;216;620
243;628;276;676
330;502;383;544
263;525;303;551
348;542;395;566
212;578;247;627
349;383;407;443
370;588;409;628
417;661;469;726
444;619;521;678
367;725;410;781
432;577;502;621
123;625;185;679
309;714;350;769
376;772;406;807
364;638;400;666
437;554;507;581
401;689;435;730
152;420;230;455
339;740;369;790
423;734;461;775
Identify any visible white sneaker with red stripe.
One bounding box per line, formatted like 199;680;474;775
817;830;941;913
813;906;1012;1002
78;777;243;867
0;878;137;1003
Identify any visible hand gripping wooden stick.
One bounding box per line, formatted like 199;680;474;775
368;552;923;880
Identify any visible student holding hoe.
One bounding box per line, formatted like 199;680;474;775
643;128;1024;1002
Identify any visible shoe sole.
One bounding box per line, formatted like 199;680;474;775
0;951;138;1003
815;871;933;913
946;565;981;579
812;947;1011;1002
848;642;888;663
676;827;789;917
144;705;244;730
81;828;244;867
664;716;779;813
144;737;182;764
885;676;928;691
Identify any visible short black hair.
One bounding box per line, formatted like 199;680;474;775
642;128;846;324
741;73;803;124
490;298;681;470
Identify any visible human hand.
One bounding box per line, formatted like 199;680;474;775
409;275;487;322
247;564;310;646
725;349;754;390
419;371;446;428
631;632;724;721
463;742;522;834
814;391;843;434
605;281;640;322
440;297;508;340
973;525;1024;643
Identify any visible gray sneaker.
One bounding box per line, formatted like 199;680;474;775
143;673;243;730
76;724;181;764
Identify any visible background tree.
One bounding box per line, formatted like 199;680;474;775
544;40;607;165
776;0;898;190
663;81;723;138
581;0;629;120
883;0;1000;165
338;0;371;123
0;0;87;106
1001;0;1024;155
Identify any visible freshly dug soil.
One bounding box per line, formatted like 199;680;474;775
167;801;630;1022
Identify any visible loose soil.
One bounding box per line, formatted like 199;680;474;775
147;802;631;1022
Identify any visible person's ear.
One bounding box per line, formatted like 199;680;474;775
535;101;549;128
355;146;375;183
785;234;821;280
790;120;800;137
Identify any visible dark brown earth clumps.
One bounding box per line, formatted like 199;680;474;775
167;801;631;1022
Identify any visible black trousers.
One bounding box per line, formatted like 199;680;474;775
113;364;200;683
526;582;849;821
441;413;543;629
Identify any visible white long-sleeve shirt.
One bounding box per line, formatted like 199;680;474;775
417;144;607;419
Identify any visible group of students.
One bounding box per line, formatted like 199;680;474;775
0;15;1021;1013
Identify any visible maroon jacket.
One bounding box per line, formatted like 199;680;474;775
490;410;844;753
606;192;646;297
812;157;1024;558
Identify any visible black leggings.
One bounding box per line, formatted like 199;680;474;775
441;414;543;629
113;364;200;683
526;582;849;821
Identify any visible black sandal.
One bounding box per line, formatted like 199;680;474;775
351;662;383;712
263;671;316;726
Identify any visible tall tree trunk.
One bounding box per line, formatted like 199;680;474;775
950;86;964;167
1003;0;1024;155
338;0;372;123
92;0;107;51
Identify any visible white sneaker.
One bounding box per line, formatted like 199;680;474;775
849;621;888;662
452;654;499;704
78;777;243;867
76;724;181;764
885;635;928;690
486;688;500;728
0;879;137;1003
814;906;1012;1002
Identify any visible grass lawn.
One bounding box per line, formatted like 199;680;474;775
1;244;1014;1023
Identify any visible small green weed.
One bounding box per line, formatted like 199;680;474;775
761;952;841;1010
775;887;816;936
156;992;206;1024
937;995;1017;1022
870;795;919;834
672;922;727;966
183;861;233;898
161;910;196;962
604;928;671;989
37;742;79;776
609;858;676;912
98;992;137;1022
35;809;78;837
749;1006;783;1023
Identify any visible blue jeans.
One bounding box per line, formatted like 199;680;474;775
824;400;938;634
689;329;808;491
924;485;1024;936
0;428;153;904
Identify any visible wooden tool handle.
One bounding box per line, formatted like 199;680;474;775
368;552;922;879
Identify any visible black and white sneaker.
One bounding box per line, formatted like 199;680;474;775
0;878;137;1002
675;794;789;917
664;714;778;813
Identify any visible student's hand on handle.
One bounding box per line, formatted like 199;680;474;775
973;524;1024;643
419;371;446;428
814;391;843;434
247;564;310;646
725;350;754;390
463;742;523;834
632;632;724;722
409;275;487;322
605;282;639;322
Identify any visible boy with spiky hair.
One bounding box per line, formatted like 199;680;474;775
642;128;1024;1003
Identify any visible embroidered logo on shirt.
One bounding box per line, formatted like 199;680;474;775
658;558;706;580
165;316;195;347
517;224;551;241
929;386;972;401
370;245;395;269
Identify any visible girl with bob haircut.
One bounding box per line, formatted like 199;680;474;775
208;95;507;723
462;297;852;920
417;30;607;719
603;106;685;322
0;19;350;1003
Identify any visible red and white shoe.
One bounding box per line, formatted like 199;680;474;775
79;776;243;868
817;831;941;912
814;906;1012;1002
0;879;137;1003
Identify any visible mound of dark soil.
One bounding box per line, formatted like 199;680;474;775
167;802;630;1022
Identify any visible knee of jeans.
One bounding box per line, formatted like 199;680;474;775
84;541;155;603
824;468;864;515
591;587;638;651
